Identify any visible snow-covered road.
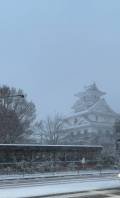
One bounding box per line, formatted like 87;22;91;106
0;175;118;189
0;176;119;198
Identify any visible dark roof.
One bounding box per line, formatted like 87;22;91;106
0;144;103;151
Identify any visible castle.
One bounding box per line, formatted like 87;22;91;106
62;83;118;145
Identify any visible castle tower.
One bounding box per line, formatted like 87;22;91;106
72;83;106;112
62;83;118;145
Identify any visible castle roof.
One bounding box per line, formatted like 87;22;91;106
87;98;118;116
65;83;118;120
72;83;107;112
75;83;106;98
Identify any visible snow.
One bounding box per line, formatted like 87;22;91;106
0;177;120;198
0;170;119;198
0;144;102;148
0;169;118;180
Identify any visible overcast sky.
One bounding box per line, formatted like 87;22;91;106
0;0;120;118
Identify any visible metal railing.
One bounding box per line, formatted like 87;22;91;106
0;160;118;176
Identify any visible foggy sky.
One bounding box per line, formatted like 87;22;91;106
0;0;120;118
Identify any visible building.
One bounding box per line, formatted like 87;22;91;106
0;144;102;173
62;83;118;145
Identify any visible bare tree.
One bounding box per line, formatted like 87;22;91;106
35;114;63;144
0;85;36;143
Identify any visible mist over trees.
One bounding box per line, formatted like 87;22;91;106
0;85;36;143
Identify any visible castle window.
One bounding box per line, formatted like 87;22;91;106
95;115;98;121
84;129;88;134
71;132;74;136
83;96;86;101
74;118;78;124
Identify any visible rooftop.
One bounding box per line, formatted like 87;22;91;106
0;144;103;151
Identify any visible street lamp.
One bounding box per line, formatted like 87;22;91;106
0;94;25;108
0;94;24;99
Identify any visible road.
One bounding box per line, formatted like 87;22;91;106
0;174;118;188
0;174;119;198
28;188;120;198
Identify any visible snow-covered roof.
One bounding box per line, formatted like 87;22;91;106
72;83;109;113
0;144;103;149
75;83;106;98
64;98;118;120
88;98;118;116
64;110;89;119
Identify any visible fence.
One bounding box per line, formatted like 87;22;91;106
0;160;118;176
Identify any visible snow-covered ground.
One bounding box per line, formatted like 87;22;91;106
0;177;120;198
0;169;119;180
